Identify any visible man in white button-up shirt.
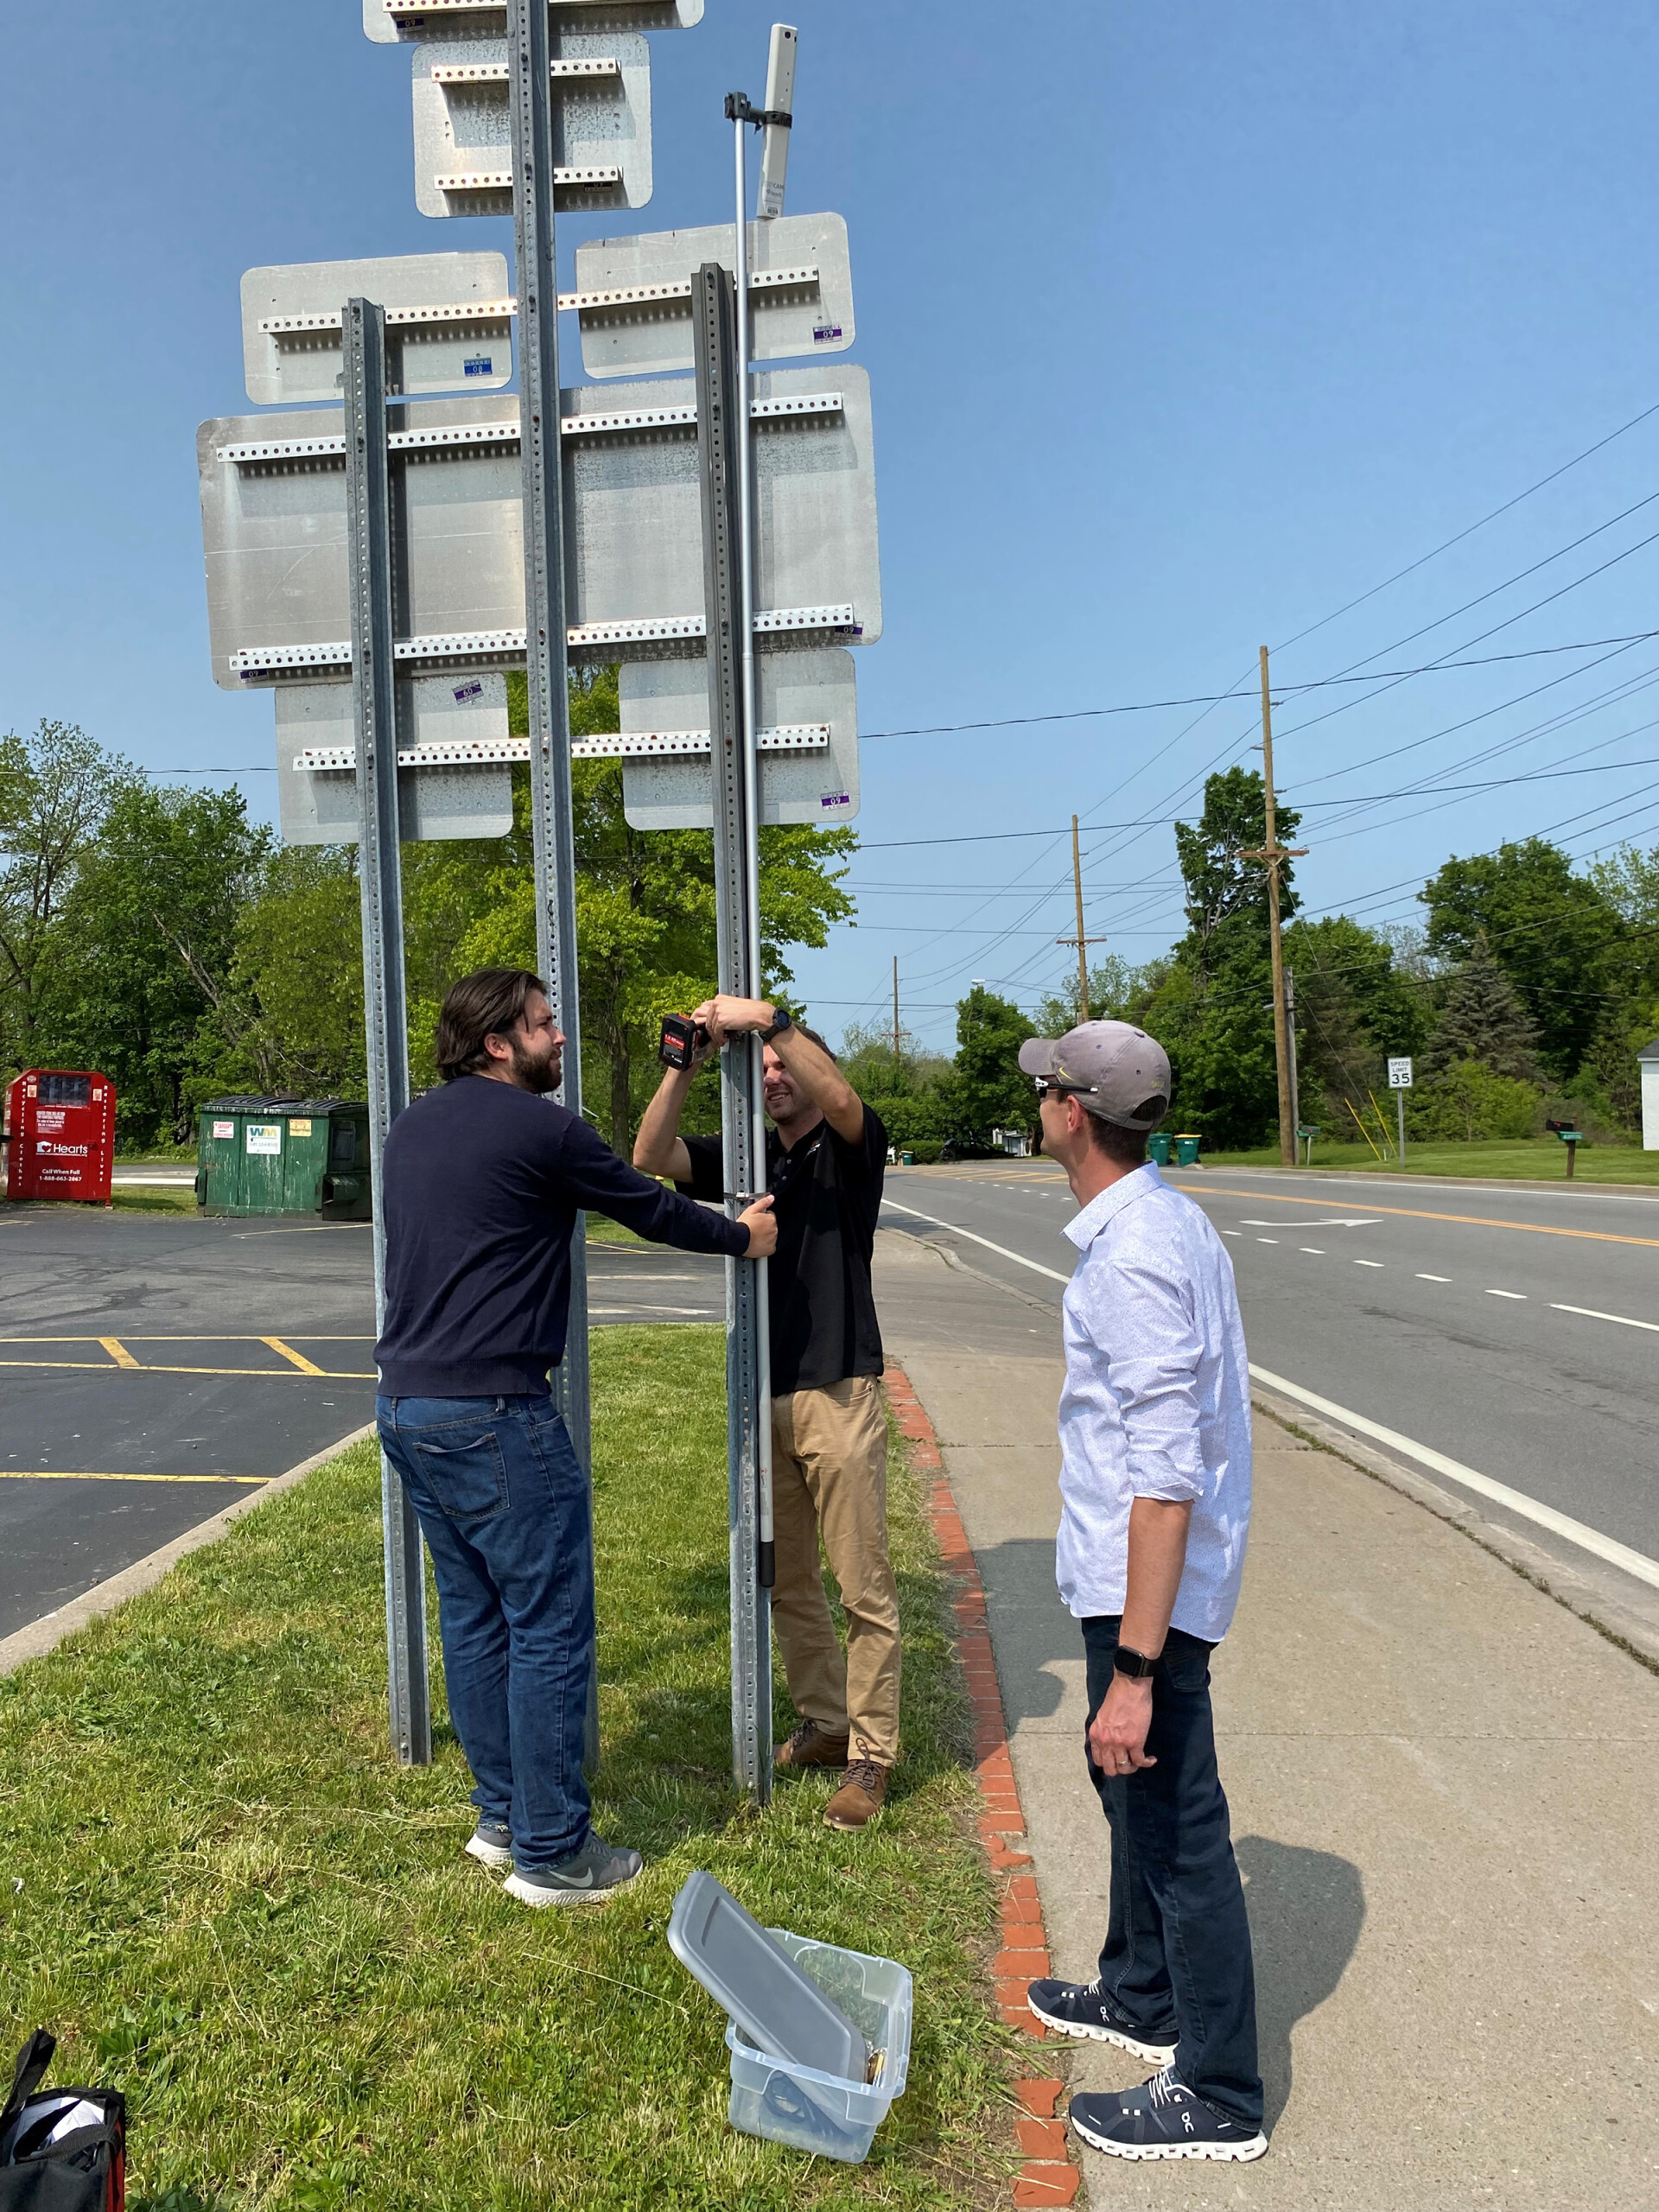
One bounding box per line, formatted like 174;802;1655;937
1018;1020;1267;2165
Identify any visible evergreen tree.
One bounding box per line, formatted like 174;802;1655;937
1421;930;1541;1083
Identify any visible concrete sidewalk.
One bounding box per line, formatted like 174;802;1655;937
874;1230;1659;2209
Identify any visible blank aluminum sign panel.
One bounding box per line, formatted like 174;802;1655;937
365;0;701;42
198;367;880;685
242;252;512;407
575;213;853;379
411;32;652;217
620;649;859;830
275;677;514;844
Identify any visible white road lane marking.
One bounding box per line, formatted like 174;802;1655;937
1354;1259;1385;1268
1222;1229;1241;1236
1417;1273;1452;1282
1250;1365;1659;1592
879;1200;1071;1283
1550;1301;1659;1333
1486;1289;1527;1300
1237;1217;1380;1228
1256;1237;1279;1244
1300;1247;1325;1254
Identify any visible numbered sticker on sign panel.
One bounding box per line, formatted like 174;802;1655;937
241;253;512;407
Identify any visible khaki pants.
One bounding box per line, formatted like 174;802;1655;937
770;1374;901;1768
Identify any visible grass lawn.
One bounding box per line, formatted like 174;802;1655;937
0;1329;1018;2211
1203;1135;1659;1184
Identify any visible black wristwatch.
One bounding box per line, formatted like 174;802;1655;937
1113;1643;1159;1681
760;1007;793;1042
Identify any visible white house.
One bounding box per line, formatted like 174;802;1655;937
1640;1038;1659;1150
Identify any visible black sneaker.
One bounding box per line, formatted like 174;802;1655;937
1025;1976;1178;2064
504;1834;644;1908
464;1818;514;1870
1069;2068;1268;2163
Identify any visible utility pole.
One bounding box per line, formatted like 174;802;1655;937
1242;647;1307;1167
1057;813;1109;1024
892;955;901;1060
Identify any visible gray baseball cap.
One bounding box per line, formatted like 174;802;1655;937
1018;1020;1172;1130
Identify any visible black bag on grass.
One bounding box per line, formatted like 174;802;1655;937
0;2031;124;2212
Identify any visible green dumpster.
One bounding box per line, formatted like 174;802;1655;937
1173;1135;1202;1166
1147;1133;1173;1166
195;1096;372;1219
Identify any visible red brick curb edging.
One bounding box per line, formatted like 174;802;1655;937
884;1364;1080;2210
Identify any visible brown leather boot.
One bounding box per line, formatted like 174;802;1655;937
774;1718;851;1770
823;1759;888;1831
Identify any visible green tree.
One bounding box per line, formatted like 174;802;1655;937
1420;837;1620;1079
229;848;368;1098
1420;928;1541;1084
44;785;271;1143
1032;955;1135;1038
1129;769;1300;1149
1407;1059;1540;1142
1282;913;1431;1135
838;1020;952;1150
939;985;1033;1148
0;719;134;1077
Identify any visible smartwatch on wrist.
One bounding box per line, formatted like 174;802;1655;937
760;1007;793;1042
1112;1643;1159;1681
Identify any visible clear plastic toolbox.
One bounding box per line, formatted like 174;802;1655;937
724;1929;913;2164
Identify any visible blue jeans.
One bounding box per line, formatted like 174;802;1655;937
1083;1616;1262;2129
378;1394;592;1869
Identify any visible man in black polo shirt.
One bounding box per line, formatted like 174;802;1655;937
634;995;899;1831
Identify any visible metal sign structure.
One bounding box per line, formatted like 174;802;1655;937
364;0;702;43
273;674;514;844
1387;1057;1414;1088
573;211;853;379
343;297;432;1768
196;372;879;678
410;29;652;217
617;645;857;829
241;252;512;405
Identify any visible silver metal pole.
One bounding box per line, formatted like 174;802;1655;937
1397;1085;1406;1165
344;296;431;1770
732;116;776;1601
507;0;598;1769
695;261;772;1802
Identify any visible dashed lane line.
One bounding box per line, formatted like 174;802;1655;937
1175;1183;1659;1251
1250;1365;1659;1592
1418;1273;1452;1282
1354;1260;1385;1268
875;1197;1659;1592
1486;1289;1527;1300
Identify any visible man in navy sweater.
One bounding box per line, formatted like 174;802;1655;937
376;968;776;1907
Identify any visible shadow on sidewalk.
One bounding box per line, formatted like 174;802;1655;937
1237;1835;1365;2129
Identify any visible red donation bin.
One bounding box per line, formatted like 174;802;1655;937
3;1070;118;1203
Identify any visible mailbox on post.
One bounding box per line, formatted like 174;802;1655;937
2;1070;117;1204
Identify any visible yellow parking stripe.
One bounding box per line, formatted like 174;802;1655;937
262;1336;327;1376
98;1337;139;1369
0;1358;375;1378
0;1471;268;1484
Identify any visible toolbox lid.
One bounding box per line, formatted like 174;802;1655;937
666;1872;868;2082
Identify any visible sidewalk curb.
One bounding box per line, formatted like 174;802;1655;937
1249;1384;1659;1676
884;1364;1079;2211
0;1425;378;1678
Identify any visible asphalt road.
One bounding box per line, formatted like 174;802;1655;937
879;1160;1659;1611
0;1207;724;1640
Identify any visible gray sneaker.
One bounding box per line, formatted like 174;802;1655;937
503;1833;644;1908
464;1818;514;1871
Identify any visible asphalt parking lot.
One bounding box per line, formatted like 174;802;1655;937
0;1205;724;1641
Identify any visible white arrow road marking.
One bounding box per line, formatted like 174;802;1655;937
1250;1365;1659;1592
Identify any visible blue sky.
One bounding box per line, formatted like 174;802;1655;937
7;2;1659;1051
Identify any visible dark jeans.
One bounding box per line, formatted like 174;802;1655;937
378;1394;591;1869
1083;1615;1262;2128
